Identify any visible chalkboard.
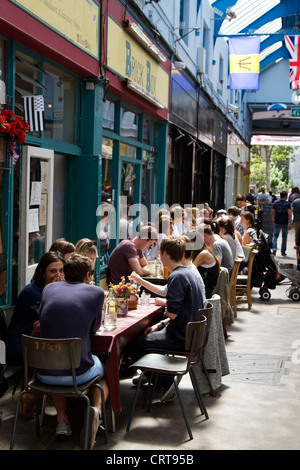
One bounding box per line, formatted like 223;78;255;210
261;203;273;242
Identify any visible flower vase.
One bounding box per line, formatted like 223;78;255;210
116;298;128;316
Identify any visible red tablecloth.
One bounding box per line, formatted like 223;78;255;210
90;303;163;414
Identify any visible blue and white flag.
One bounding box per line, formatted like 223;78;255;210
229;36;260;90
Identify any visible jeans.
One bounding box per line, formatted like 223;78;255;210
272;223;288;255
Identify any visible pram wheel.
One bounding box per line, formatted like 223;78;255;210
259;288;271;301
290;289;300;301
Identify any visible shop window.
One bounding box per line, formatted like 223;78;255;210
103;99;115;131
143;118;155;145
44;62;77;143
101;137;113;201
120;143;137;159
120;107;138;140
142;150;157;212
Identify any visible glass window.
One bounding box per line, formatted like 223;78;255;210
44;62;77;143
121;162;137;206
101;137;113;202
120;143;137;159
142;150;157;211
103;99;115;131
120;107;138;140
143;118;155;145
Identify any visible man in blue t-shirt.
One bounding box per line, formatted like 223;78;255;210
271;190;292;256
126;236;204;402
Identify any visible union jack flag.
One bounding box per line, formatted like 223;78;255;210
284;35;300;90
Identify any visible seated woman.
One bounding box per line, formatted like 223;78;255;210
190;230;220;299
240;211;257;246
217;215;244;260
6;251;65;418
75;238;98;283
49;238;75;261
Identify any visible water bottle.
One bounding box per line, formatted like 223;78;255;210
104;288;117;330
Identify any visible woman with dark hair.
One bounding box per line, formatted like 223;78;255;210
6;251;65;367
49;238;75;261
190;230;220;299
6;251;64;418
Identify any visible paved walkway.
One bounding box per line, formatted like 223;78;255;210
1;227;299;451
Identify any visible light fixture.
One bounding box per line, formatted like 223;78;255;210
175;27;201;43
173;61;186;70
226;8;237;20
174;128;185;142
145;0;160;4
226;103;240;113
123;79;165;109
123;20;166;63
187;136;196;147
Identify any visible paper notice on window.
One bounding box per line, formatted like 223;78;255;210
30;181;42;206
28;208;39;233
39;193;47;226
40;161;49;193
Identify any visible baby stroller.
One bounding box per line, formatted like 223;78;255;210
271;257;300;302
251;230;285;300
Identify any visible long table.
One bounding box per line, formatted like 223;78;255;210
90;302;163;420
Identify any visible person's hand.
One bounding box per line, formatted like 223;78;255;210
144;323;160;335
129;272;142;283
154;297;166;306
32;320;40;330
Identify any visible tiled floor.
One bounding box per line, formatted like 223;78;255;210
1;228;300;451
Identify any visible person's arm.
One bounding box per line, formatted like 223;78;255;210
128;256;150;276
271;207;275;223
288;207;293;228
192;250;215;268
129;271;166;295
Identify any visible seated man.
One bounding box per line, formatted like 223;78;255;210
38;254;109;450
107;225;157;284
126;236;204;402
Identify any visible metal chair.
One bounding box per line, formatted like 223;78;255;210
126;316;208;440
236;249;258;308
10;335;108;450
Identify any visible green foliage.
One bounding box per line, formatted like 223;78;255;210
250;145;296;193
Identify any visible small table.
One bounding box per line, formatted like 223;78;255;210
90;302;163;426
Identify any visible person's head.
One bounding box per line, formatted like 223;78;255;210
49;238;75;261
170;205;185;224
217;215;235;238
280;190;288;199
64;254;93;283
158;215;173;236
202;224;216;247
33;251;65;288
181;234;193;260
227;206;240;217
75;238;98;269
240;211;255;228
160;236;186;263
260;186;266;193
235;195;246;206
134;225;158;250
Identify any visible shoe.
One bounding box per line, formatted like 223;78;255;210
80;406;100;450
55;422;72;438
160;375;183;403
272;250;277;256
132;374;149;386
281;253;287;256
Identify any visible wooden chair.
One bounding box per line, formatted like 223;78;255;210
236;249;258;308
228;258;243;317
10;335;108;450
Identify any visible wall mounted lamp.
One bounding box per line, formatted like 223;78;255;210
123;78;165;109
226;103;240;113
123;19;166;63
174;128;185;142
187;136;196;147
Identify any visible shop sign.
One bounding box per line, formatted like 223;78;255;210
107;16;169;109
10;0;100;58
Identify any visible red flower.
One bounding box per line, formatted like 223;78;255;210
0;108;29;145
